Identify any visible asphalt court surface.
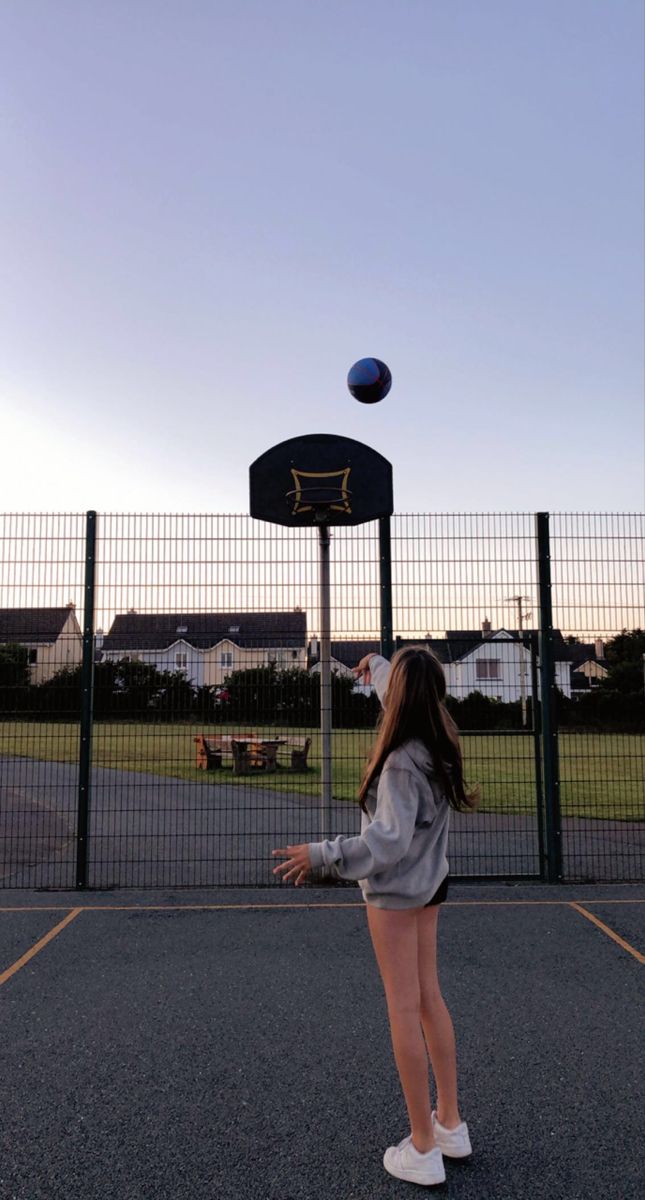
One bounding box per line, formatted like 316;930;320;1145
1;883;644;1200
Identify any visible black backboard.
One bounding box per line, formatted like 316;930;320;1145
249;433;393;527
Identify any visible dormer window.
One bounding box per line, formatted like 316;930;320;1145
228;625;240;634
176;625;188;634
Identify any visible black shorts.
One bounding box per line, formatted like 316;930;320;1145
424;874;449;907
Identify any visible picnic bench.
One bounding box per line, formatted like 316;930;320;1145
285;736;312;771
193;733;253;770
194;733;311;774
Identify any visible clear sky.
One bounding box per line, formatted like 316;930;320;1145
1;0;643;515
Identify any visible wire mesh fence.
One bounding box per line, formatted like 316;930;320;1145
549;513;645;881
0;514;86;890
0;511;643;889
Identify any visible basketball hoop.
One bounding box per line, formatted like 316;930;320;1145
249;432;394;847
285;485;352;524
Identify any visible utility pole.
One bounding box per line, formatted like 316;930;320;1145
506;595;531;726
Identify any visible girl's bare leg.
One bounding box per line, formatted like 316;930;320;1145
366;905;436;1154
417;905;462;1128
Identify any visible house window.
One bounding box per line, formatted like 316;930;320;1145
292;650;298;659
221;652;233;667
28;648;38;665
476;659;501;680
176;653;187;669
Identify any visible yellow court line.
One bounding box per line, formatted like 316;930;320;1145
0;909;83;989
0;899;644;913
569;902;645;964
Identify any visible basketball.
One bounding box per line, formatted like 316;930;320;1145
347;358;392;404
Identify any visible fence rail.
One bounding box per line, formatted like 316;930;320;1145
1;511;643;888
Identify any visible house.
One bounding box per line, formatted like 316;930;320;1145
567;639;609;691
0;605;83;684
309;623;603;702
100;611;308;686
438;628;539;701
403;626;578;700
308;637;453;694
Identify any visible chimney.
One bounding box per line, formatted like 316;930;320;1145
594;638;605;659
482;618;492;637
66;600;76;609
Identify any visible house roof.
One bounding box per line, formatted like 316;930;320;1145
328;640;381;668
0;607;76;645
445;629;577;663
329;629;583;666
566;642;609;668
318;637;454;668
102;611;307;653
394;637;453;665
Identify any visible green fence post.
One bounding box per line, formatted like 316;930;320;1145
536;512;562;882
76;510;96;890
529;632;547;881
379;515;394;659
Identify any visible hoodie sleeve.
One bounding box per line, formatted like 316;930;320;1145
368;655;391;707
308;765;419;879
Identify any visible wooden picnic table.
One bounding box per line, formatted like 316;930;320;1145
230;736;286;774
194;733;310;774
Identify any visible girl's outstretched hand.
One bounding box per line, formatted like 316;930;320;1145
272;844;312;886
353;653;376;685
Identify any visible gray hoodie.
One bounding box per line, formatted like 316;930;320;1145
307;655;450;909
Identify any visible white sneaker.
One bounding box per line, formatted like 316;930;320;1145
383;1134;446;1185
431;1111;472;1158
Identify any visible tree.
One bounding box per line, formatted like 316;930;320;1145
224;664;318;725
600;629;645;694
31;658;198;720
0;643;30;712
222;664;381;728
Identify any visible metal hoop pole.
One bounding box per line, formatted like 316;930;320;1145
318;523;333;838
76;510;96;890
379;515;394;658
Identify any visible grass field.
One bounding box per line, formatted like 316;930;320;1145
1;721;643;820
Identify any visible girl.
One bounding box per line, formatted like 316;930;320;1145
272;646;479;1187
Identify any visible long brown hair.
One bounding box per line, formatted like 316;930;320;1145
358;646;480;814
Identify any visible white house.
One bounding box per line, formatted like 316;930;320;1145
442;629;544;701
568;639;609;690
0;605;83;684
100;611;308;686
310;626;594;703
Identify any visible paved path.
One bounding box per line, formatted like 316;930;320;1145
1;757;642;888
1;883;644;1199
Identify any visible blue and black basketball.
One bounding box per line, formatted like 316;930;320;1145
347;358;392;404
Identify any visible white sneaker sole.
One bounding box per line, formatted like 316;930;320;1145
383;1147;446;1186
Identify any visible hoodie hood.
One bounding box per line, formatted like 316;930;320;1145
393;738;436;775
